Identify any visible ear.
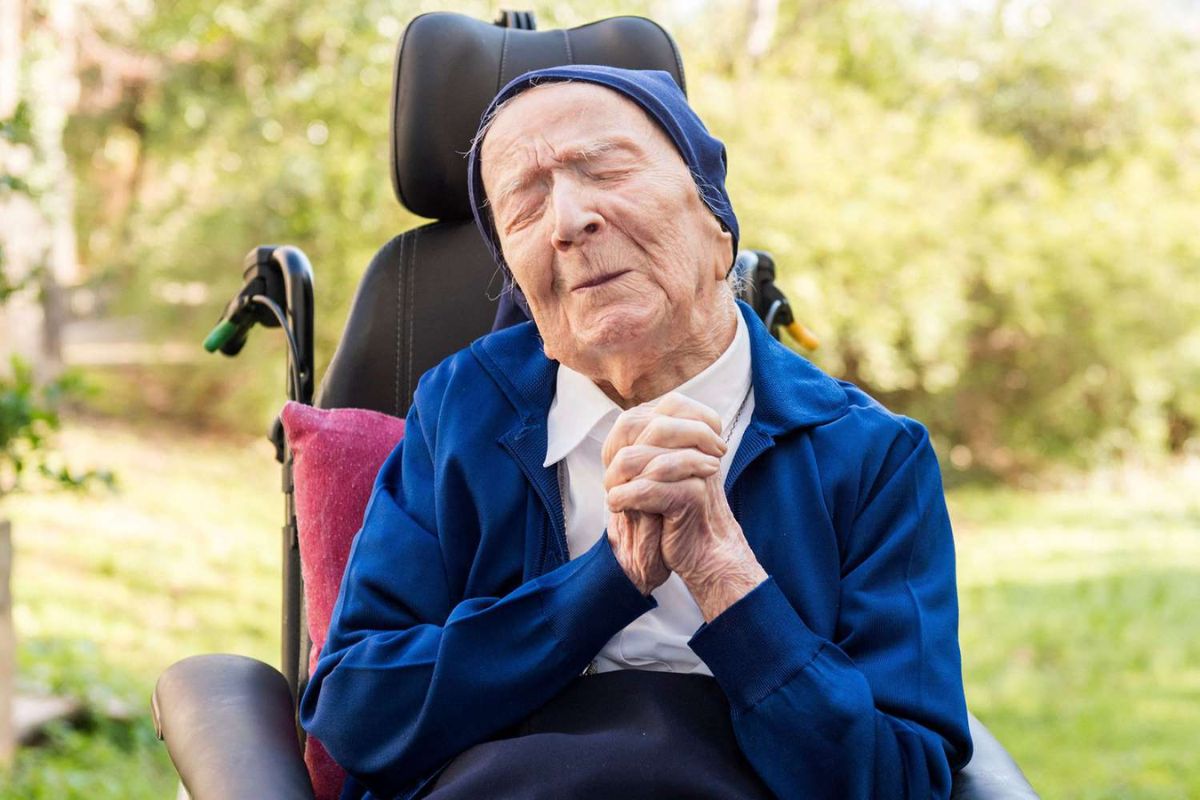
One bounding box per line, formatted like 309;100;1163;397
712;222;734;281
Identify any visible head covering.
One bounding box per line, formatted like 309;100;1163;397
467;65;740;305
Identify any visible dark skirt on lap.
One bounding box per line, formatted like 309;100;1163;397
421;670;775;800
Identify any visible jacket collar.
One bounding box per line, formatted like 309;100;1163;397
472;300;848;436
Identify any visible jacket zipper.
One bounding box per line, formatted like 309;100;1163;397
553;461;570;566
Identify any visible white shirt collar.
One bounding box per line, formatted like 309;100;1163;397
544;310;752;467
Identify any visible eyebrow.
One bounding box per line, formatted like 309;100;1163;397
488;136;642;212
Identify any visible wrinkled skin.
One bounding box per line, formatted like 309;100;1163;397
479;82;735;406
603;393;766;619
479;83;765;618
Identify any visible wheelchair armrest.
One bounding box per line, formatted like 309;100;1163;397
153;654;315;800
952;713;1040;800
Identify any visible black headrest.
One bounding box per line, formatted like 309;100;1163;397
391;13;686;221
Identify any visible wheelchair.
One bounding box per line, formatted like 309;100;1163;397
152;11;1040;800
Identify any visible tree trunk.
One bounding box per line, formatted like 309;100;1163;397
0;0;25;764
0;0;30;374
0;0;79;379
0;519;14;768
746;0;779;61
0;0;18;117
31;0;80;377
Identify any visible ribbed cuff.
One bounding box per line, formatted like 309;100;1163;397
688;577;825;712
539;534;657;657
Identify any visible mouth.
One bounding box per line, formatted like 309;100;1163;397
571;270;631;292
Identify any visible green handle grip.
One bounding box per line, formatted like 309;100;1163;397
203;320;239;353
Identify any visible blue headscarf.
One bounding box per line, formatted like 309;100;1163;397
466;65;739;327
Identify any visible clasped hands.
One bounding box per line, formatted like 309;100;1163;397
603;392;767;622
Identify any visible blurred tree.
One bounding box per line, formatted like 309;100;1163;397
64;0;492;427
683;0;1200;478
1;1;119;760
1;0;108;493
0;0;84;378
52;0;1200;480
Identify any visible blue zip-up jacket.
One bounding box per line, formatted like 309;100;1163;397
300;301;972;799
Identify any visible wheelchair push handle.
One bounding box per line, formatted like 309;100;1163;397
202;245;315;405
785;319;820;351
203;273;270;355
202;319;241;353
734;250;819;351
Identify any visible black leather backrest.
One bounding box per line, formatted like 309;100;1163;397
317;12;687;416
316;221;497;414
391;13;686;220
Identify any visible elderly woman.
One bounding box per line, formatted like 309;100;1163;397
301;66;972;800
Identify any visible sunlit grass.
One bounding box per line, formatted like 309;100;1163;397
1;418;1197;798
952;462;1200;800
3;417;281;798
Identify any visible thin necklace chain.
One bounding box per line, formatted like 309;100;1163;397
723;382;753;444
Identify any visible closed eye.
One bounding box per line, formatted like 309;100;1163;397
587;169;630;183
503;197;545;233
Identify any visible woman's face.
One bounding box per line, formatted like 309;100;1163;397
479;82;733;371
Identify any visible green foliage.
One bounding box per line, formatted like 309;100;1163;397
1;96;112;497
0;100;32;147
0;356;114;498
953;471;1200;798
68;0;465;432
62;0;1200;478
0;174;29;194
1;717;173;800
682;0;1200;477
0;257;34;304
1;95;110;501
1;100;32;195
3;639;170;800
3;420;280;797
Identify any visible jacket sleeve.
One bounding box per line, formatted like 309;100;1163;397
298;389;656;799
688;420;972;800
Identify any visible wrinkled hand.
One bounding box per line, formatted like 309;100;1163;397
601;396;724;596
605;510;669;597
604;393;767;619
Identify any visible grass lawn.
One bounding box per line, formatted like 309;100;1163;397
2;417;1197;798
2;418;280;799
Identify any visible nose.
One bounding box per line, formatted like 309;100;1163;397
549;177;604;252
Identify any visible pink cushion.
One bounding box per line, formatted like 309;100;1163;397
280;401;406;800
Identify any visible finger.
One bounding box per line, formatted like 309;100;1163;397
638;449;721;484
605;445;719;488
602;403;658;466
606;446;720;488
607;476;706;515
625;511;663;554
606;444;671;489
604;394;725;467
655;392;722;436
635;415;726;458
